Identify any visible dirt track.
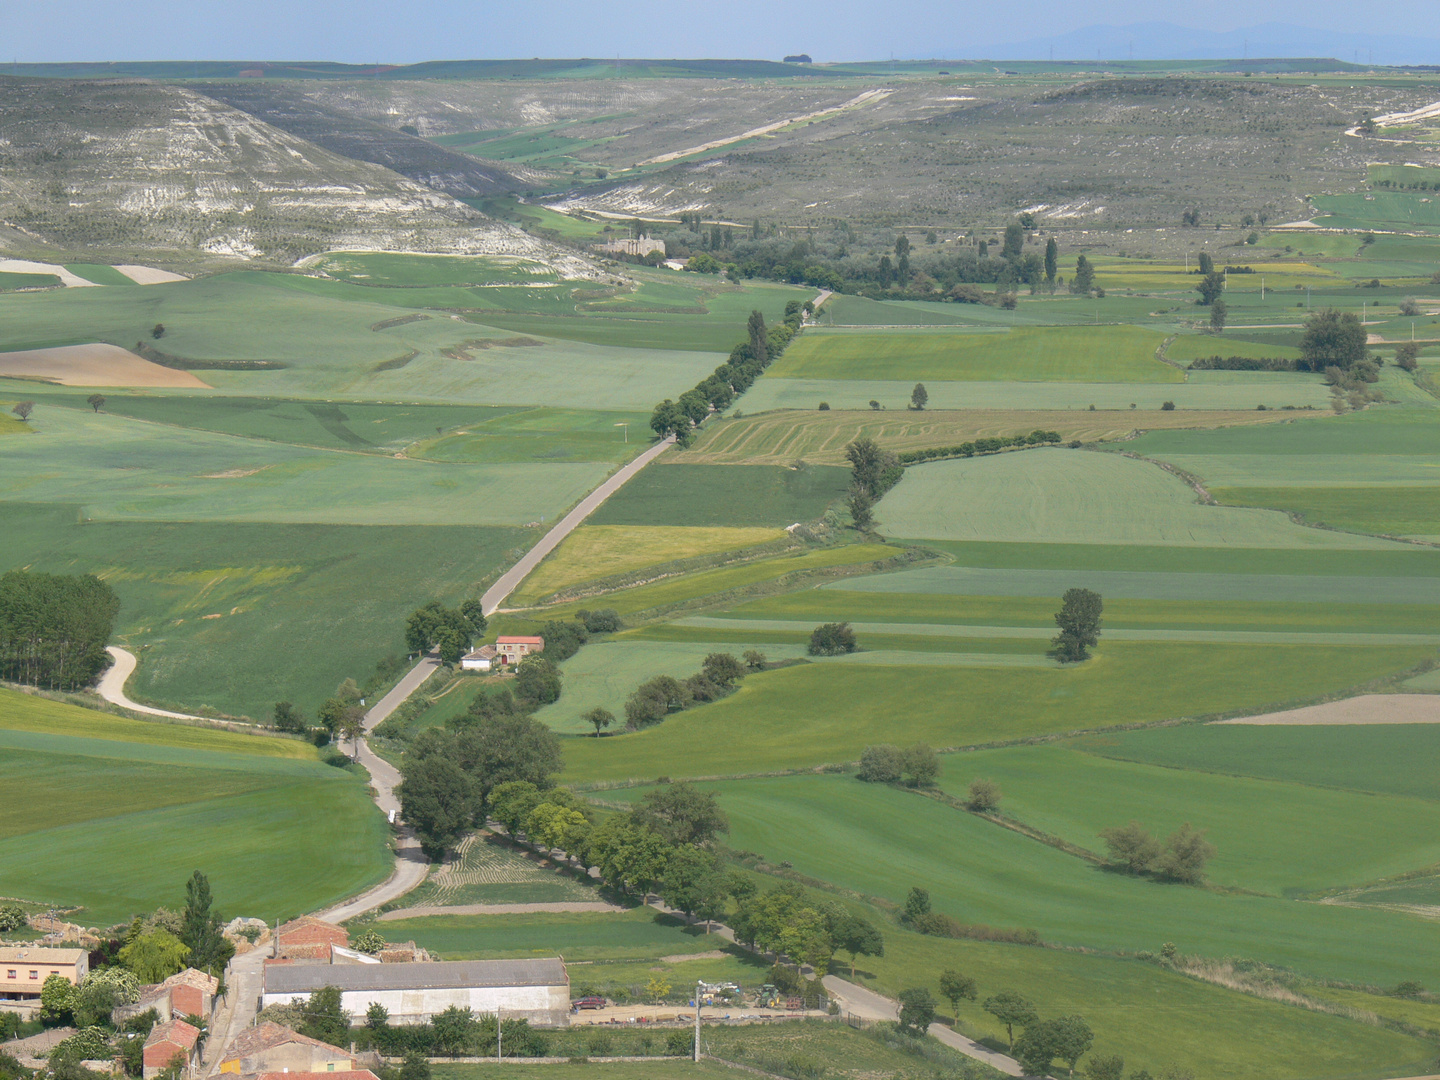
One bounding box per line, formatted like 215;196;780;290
0;343;210;387
1215;693;1440;725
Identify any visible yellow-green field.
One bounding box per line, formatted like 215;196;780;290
510;525;789;604
1087;257;1340;292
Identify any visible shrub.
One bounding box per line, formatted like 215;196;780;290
967;779;1001;812
808;622;857;656
1160;400;1176;410
665;1031;692;1056
858;744;904;783
818;402;830;410
0;905;26;932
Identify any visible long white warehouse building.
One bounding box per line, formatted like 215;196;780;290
261;958;570;1027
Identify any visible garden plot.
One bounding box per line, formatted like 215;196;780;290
402;832;600;907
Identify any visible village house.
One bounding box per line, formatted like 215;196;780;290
495;635;544;665
218;1022;356;1077
273;916;348;960
0;946;88;1012
114;968;219;1025
142;1018;200;1079
596;235;665;258
460;644;497;671
261;957;570;1027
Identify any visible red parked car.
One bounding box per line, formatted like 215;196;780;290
573;996;607;1010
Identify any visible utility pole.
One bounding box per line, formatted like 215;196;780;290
695;982;703;1062
497;1009;502;1062
1261;275;1265;300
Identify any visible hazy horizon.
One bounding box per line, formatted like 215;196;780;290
4;1;1440;65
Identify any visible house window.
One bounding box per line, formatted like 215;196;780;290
29;971;38;979
5;971;13;979
327;1065;335;1072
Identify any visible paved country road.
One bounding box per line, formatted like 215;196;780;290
480;434;674;615
318;434;676;921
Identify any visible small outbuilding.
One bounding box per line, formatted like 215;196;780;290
217;1022;355;1077
261;958;569;1027
115;967;218;1026
142;1018;200;1079
461;644;497;672
274;916;349;960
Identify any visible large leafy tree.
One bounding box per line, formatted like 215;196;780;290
1051;588;1103;663
118;929;190;983
897;988;936;1035
1298;308;1368;372
633;782;729;846
397;754;476;857
983;991;1037;1051
833;915;884;977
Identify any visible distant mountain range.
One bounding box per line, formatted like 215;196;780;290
979;22;1440;66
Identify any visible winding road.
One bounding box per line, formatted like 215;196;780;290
316;434;676;920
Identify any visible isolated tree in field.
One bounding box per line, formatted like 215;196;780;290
834;914;884;977
1086;1054;1124;1080
1100;821;1161;874
1071;255;1095;296
742;649;767;672
583;706;613;737
902;743;939;787
1196;271;1225;306
1400;297;1423;317
897;987;936;1035
1051;587;1103;663
809;622;857;655
1196;251;1214;275
86;394;105;412
1209;297;1228;332
984;990;1037;1051
1396;342;1420;371
11;402;33;422
152;323;166;339
1157;822;1216;884
967;778;1001;812
910;382;928;410
939;970;978;1016
1045;237;1058;283
858;744;904;783
1299;308;1368;372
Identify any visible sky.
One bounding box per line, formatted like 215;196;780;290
3;0;1439;64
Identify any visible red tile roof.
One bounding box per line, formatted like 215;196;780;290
497;636;544;645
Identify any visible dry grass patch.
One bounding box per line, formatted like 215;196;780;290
686;409;1304;466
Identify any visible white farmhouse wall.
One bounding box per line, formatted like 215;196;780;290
263;984;568;1026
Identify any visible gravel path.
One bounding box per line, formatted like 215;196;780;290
1215;693;1440;725
821;976;1021;1075
379;900;626;920
98;646;211;720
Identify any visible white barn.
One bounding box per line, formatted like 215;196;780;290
261;959;570;1027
